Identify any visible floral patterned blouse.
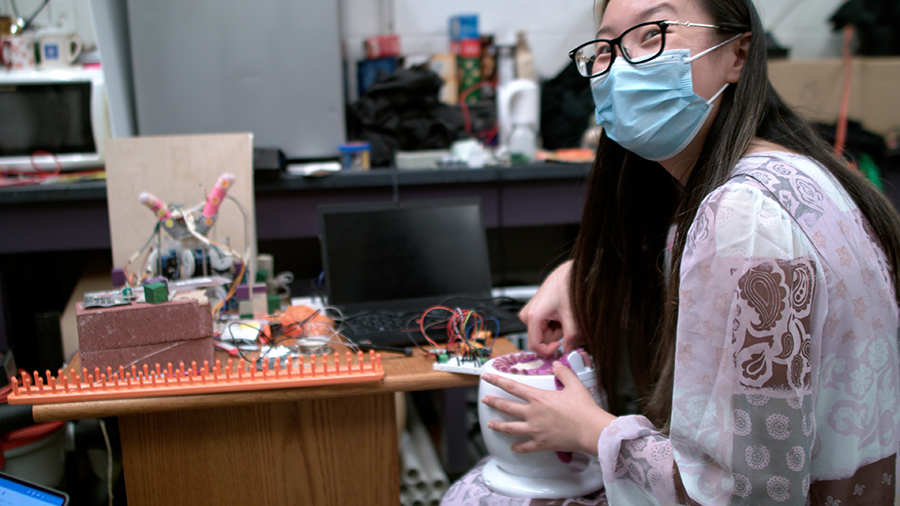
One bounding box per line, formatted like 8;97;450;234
599;152;900;505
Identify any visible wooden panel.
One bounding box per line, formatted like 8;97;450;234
104;133;256;279
119;394;398;505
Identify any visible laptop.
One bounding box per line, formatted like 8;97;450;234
0;472;69;505
318;199;526;347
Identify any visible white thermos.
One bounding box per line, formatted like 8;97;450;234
497;79;540;163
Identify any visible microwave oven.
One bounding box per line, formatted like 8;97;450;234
0;67;110;172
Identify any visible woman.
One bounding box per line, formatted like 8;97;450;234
442;0;900;504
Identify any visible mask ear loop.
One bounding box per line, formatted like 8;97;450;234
686;32;744;105
685;32;744;63
705;82;730;105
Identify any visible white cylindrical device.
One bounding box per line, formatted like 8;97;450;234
478;350;605;499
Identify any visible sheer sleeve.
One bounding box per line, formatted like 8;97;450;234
597;178;822;506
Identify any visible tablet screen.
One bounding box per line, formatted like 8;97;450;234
0;473;68;506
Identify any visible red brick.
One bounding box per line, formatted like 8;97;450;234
76;299;213;352
81;337;214;375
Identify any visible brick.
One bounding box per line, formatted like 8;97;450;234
81;337;214;375
76;299;213;352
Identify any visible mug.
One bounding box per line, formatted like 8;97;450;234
0;35;35;70
0;17;15;36
39;32;82;68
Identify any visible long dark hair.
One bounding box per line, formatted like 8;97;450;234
571;0;900;428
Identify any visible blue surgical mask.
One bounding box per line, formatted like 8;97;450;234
591;35;739;161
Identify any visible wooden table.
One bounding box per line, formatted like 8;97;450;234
32;339;518;505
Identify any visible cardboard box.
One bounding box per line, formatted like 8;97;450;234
430;53;458;106
449;15;478;41
769;57;900;136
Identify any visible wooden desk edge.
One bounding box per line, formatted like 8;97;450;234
31;338;519;422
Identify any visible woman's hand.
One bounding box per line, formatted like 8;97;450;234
519;260;583;357
481;362;616;456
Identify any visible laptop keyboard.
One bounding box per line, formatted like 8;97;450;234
339;303;524;346
346;312;421;334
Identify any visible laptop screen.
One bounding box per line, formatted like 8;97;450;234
318;199;493;306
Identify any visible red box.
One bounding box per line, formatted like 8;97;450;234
365;34;401;59
450;38;481;58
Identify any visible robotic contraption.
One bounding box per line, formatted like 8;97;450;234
124;173;243;284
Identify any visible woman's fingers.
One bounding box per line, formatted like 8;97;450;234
481;373;535;402
484;420;545;454
510;440;541;454
519;260;579;358
481;394;528;420
561;333;585;354
486;419;531;438
552;361;579;386
531;340;562;357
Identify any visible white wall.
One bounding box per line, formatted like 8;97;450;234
341;0;847;99
343;0;597;75
755;0;845;59
341;0;596;99
7;0;96;46
41;0;844;93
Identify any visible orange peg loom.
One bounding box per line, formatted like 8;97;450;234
7;350;384;405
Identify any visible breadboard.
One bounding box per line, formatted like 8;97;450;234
432;356;487;375
7;351;383;405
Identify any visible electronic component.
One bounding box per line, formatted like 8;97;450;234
197;173;234;235
85;278;230;308
356;343;413;356
220;320;266;342
124;172;244;289
143;281;168;304
84;288;135;308
137;173;234;240
432;355;488;375
0;471;69;505
267;295;281;314
409;306;499;375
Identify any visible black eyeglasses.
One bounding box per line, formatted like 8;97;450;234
568;20;724;78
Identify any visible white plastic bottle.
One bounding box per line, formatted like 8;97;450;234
508;123;537;163
495;29;516;90
515;31;536;81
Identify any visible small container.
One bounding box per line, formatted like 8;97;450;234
339;142;371;171
508;123;537;164
449;14;479;41
2;420;67;488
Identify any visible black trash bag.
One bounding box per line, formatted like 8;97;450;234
814;120;887;166
540;61;595;150
830;0;900;56
348;67;465;167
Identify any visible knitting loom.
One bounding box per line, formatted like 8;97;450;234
7;351;384;405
